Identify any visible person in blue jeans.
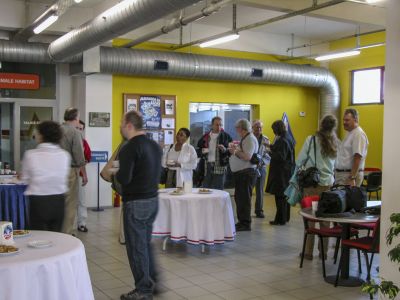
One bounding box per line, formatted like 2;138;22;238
116;111;162;300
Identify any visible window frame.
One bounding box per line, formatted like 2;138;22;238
350;66;385;105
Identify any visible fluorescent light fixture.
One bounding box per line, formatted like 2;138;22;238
74;0;83;2
358;42;385;50
199;34;239;48
33;15;59;34
315;50;360;61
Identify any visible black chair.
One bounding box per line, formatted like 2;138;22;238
366;172;382;200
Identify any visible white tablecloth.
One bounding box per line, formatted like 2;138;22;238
0;231;94;300
153;189;236;245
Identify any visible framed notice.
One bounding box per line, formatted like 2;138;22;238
126;98;138;112
164;99;175;115
161;118;175;129
88;112;110;127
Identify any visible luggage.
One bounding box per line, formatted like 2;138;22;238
345;186;367;212
316;187;347;217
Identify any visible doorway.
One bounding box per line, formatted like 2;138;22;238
0;99;56;170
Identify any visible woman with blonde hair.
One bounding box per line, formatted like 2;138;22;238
296;114;339;260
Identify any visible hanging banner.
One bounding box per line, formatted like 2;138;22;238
0;73;40;90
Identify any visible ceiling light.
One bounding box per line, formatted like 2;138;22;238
315;50;360;61
74;0;83;2
199;34;239;48
33;15;59;34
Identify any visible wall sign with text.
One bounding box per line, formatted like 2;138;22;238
0;73;40;90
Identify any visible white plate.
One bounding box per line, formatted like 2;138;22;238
0;248;20;256
198;190;213;194
169;191;184;196
28;240;53;248
13;230;31;238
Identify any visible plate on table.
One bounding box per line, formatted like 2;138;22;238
28;240;53;249
13;230;31;238
170;189;184;196
198;188;213;194
0;245;20;256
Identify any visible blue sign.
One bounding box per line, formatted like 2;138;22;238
91;151;108;163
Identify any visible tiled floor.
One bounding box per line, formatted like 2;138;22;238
76;193;378;300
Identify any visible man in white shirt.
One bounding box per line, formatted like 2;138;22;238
335;108;369;187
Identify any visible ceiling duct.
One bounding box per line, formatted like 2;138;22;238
99;47;340;119
47;0;202;61
0;40;81;64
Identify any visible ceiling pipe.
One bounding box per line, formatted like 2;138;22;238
286;28;385;52
99;47;340;120
0;40;81;64
119;0;235;48
172;0;345;50
47;0;203;61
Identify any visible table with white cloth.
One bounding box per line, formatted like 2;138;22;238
0;231;94;300
153;188;236;250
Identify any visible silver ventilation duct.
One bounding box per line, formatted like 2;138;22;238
0;40;81;64
48;0;202;61
99;48;340;118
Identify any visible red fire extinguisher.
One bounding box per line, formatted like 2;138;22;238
114;193;121;207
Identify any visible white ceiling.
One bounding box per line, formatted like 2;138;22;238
0;0;387;56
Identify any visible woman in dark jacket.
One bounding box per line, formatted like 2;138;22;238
266;120;295;225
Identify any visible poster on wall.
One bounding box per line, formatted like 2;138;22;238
164;130;174;145
89;112;111;127
139;96;161;129
126;98;138;112
164;99;175;115
146;131;164;143
161;118;175;129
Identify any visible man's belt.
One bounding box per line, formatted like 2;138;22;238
335;169;364;172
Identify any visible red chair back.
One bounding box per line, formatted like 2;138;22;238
301;195;320;209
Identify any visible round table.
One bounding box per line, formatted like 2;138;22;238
0;231;94;300
299;202;380;287
153;188;236;250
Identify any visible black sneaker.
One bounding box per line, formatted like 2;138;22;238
255;212;265;218
120;289;153;300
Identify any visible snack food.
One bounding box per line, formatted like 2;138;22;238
199;188;212;193
0;245;18;253
13;230;30;237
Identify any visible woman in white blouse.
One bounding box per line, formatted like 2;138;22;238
21;121;71;232
162;128;198;188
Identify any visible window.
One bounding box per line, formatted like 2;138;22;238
351;67;384;105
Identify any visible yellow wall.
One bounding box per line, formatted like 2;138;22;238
111;41;320;154
329;32;385;168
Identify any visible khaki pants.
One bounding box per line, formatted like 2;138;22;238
62;168;79;234
303;185;331;257
334;171;364;187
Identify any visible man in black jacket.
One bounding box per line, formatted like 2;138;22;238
116;111;162;300
197;116;232;190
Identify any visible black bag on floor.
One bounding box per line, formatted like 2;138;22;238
345;186;367;212
316;187;347;217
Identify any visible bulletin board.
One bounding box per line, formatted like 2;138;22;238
123;93;176;147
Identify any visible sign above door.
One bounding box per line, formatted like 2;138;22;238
0;73;40;90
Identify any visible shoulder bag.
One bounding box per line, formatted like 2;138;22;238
297;136;321;189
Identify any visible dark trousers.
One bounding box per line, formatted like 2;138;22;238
274;194;290;225
233;168;257;227
203;163;225;190
255;167;267;214
28;194;65;232
123;197;158;295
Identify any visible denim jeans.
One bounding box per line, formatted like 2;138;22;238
123;197;158;295
202;163;225;190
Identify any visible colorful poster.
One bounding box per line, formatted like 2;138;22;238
139;96;161;129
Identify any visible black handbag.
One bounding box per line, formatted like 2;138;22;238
250;153;262;165
160;145;173;184
297;136;321;188
316;187;347;217
345;185;367;212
